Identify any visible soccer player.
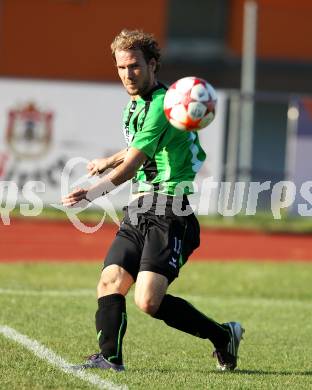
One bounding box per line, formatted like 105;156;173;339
62;29;244;372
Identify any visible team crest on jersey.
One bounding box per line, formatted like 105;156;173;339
6;103;53;159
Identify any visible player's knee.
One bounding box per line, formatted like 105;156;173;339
97;265;134;298
135;296;160;316
97;272;122;296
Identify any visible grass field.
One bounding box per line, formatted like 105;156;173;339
0;261;311;389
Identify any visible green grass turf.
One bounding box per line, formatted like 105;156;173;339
0;261;311;389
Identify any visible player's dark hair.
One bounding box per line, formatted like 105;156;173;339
111;29;161;73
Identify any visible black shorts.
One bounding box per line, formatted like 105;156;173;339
103;194;200;283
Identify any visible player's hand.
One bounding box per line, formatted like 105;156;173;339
87;158;108;176
62;188;91;208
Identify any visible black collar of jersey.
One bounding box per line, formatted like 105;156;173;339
141;82;167;102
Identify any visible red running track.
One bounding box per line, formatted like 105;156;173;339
1;219;312;262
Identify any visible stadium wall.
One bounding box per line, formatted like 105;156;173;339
0;0;168;80
228;0;312;61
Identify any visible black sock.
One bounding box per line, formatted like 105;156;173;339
95;293;127;365
153;294;230;348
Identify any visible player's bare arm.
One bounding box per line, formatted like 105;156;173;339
87;148;128;176
62;147;146;206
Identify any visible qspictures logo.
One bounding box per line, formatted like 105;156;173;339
1;101;312;231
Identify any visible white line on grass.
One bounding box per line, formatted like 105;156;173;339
0;325;128;390
0;288;311;307
0;288;94;297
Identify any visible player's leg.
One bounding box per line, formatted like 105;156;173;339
72;261;134;371
134;269;231;349
134;270;232;350
136;212;236;359
97;264;134;297
95;264;134;368
154;292;244;370
74;212;144;371
93;209;145;369
134;270;168;315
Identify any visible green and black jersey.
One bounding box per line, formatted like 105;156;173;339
122;83;206;195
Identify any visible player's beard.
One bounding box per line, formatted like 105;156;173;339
126;75;154;97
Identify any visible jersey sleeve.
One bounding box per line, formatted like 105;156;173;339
130;99;169;159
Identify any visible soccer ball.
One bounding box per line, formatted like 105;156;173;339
163;76;217;131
